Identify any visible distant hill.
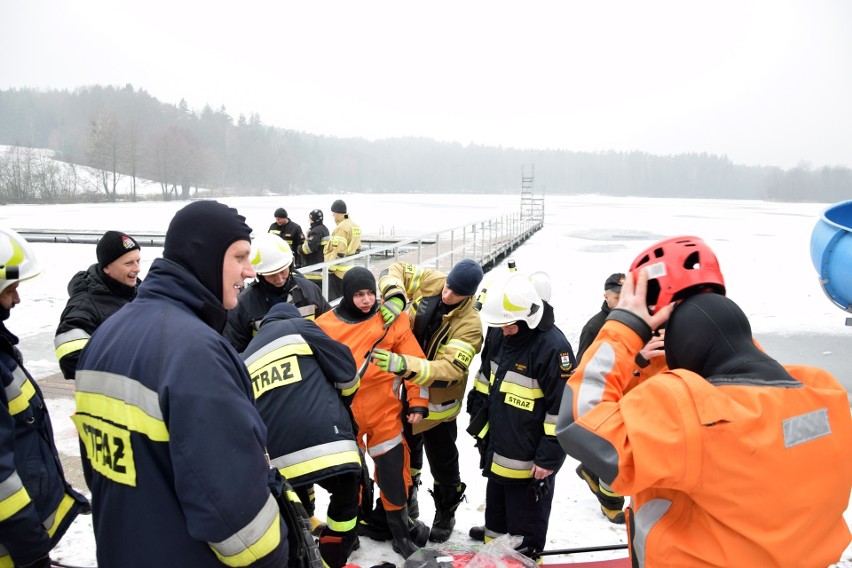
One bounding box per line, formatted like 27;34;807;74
1;85;850;203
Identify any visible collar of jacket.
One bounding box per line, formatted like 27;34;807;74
136;258;228;333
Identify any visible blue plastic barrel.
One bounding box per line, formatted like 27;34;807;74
811;200;852;311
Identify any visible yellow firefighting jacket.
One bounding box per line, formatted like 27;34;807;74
323;215;361;280
379;262;483;434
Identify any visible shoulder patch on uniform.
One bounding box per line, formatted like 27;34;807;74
559;353;573;372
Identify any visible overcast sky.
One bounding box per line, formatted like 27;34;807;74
2;0;851;170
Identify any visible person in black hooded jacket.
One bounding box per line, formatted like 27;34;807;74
54;230;141;380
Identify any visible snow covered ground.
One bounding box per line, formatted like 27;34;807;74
3;193;851;566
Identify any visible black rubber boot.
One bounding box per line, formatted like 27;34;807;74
407;473;421;520
318;527;358;568
428;482;466;543
357;498;391;542
468;524;485;542
386;505;421;559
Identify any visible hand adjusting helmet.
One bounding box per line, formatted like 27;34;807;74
476;270;544;329
629;235;725;314
251;233;294;276
0;228;43;293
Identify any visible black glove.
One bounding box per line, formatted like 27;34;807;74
530;479;550;503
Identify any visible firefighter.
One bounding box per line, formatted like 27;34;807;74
370;259;484;543
323;200;361;302
300;208;330;289
74;201;295;567
556;236;852;567
242;302;361;568
0;228;89;568
474;268;576;559
268;207;305;268
315;267;429;559
224;232;331;352
54;230;142;381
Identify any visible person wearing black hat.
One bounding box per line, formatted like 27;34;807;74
368;259;484;543
74;201;304;567
324;199;361;302
316;267;429;560
54;230;142;380
269;207;305;269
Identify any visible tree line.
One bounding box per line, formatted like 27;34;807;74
1;85;850;203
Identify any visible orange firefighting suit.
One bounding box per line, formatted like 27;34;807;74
316;309;427;512
556;316;852;567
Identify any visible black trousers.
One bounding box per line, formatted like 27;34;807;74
404;419;461;486
294;472;361;529
484;476;555;553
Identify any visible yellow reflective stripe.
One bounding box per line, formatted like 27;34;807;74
0;553;11;568
476;422;489;439
6;367;36;416
276;449;362;480
55;337;89;360
44;493;76;537
404;265;425;296
543;413;558;436
474;375;490;394
271;440;362;479
327;514;358;533
425;400;460;421
412;359;432;386
340;377;360;397
490;453;534;479
54;328;91;358
243;334;314;374
447;339;476;360
0;486;29;522
211;494;282;567
499;380;543;400
75;391;168;442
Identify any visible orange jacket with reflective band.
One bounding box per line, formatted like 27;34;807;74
557;319;852;568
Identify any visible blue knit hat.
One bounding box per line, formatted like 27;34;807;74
446;259;484;296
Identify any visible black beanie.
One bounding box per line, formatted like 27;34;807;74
163;201;252;303
331;199;347;214
446;259;484;296
338;267;378;321
97;231;141;271
274;207;288;219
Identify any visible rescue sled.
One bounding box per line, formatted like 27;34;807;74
810;199;852;321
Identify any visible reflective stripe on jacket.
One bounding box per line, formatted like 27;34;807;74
323;216;361;278
556;318;852;567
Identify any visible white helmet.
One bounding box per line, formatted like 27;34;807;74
529;271;552;303
251;233;294;276
0;228;43;294
477;271;544;329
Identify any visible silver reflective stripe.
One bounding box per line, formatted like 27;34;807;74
633;498;671;567
783;408;831;448
0;471;24;501
544;413;558;426
502;370;541;391
75;370;163;421
297;305;317;318
210;494;279;557
53;328;90;349
243;334;311;367
368;432;403;457
427;400;458;412
270;439;360;469
577;342;616;417
4;366;27;400
492;452;534;472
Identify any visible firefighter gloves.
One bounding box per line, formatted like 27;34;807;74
379;296;405;328
371;348;407;374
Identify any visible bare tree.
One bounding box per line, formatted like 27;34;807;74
87;111;124;200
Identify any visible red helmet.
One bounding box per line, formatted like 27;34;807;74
629;236;725;313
